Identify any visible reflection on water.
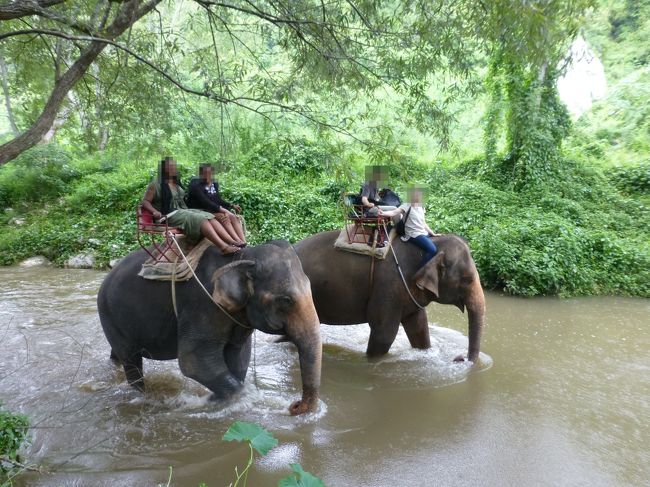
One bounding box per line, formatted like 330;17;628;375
0;266;648;486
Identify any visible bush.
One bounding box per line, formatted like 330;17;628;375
0;404;29;482
0;144;78;208
608;162;650;194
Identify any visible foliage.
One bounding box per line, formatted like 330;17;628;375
0;144;78;208
608;162;650;195
0;403;29;485
428;159;650;296
0;134;648;298
278;464;325;487
222;421;324;487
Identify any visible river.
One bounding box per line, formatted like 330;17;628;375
0;266;648;486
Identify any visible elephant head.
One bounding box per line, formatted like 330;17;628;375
413;239;486;363
211;243;322;415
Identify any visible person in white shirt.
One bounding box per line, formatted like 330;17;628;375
380;184;438;267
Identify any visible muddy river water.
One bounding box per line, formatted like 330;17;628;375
0;266;648;486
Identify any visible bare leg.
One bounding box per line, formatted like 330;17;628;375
200;220;238;254
216;211;243;244
208;219;238;245
228;212;246;243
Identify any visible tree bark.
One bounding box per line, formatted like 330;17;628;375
0;0;162;166
0;0;68;21
0;50;18;135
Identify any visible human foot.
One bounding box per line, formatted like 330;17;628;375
221;245;240;255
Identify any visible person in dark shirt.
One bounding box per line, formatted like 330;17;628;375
187;163;246;246
360;165;397;216
141;157;240;254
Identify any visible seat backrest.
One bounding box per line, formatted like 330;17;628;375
341;192;363;218
137;205;154;228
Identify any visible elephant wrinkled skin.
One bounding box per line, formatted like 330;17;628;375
97;241;322;415
294;232;485;362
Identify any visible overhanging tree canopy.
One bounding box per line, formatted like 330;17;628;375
0;0;593;166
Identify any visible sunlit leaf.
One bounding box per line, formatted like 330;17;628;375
222;421;278;456
278;463;325;487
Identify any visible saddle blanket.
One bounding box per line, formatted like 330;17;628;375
138;237;213;281
333;224;396;259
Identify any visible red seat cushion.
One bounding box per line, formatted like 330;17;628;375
140;208;154;225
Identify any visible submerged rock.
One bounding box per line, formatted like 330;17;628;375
20;256;52;267
65;253;95;269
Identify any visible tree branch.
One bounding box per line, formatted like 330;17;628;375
0;0;68;21
0;0;163;166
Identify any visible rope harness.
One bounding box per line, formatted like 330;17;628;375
382;222;427;310
169;234;251;329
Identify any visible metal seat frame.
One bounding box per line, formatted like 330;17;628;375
136;205;184;263
342;192;391;247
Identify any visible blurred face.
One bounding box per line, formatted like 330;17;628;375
201;166;213;180
166;160;178;178
407;186;425;204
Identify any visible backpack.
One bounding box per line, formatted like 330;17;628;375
395;207;411;236
377;188;401;207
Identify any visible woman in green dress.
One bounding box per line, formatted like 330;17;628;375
141;157;240;255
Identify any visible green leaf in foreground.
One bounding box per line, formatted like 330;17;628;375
278;463;325;487
222;421;278;456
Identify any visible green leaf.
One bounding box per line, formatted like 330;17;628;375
222;421;278;456
278;464;325;487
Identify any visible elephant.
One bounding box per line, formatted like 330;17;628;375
97;240;322;415
294;232;485;362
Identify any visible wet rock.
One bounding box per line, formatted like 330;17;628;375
109;258;122;269
65;253;95;269
8;217;25;225
20;256;52;267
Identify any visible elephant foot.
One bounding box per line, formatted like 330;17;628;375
128;377;145;393
289;398;318;416
109;349;121;364
453;354;480;366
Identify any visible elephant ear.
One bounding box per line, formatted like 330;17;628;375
211;260;256;313
414;251;446;299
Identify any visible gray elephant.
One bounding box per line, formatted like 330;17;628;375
97;241;321;415
294;232;485;362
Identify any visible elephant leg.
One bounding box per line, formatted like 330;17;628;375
366;304;401;358
224;332;252;383
109;349;120;363
401;309;431;349
178;338;243;400
123;355;144;392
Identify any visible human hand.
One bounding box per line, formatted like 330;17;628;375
153;210;162;220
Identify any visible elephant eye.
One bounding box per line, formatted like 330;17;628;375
277;295;295;308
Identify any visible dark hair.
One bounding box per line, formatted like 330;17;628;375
158;156;180;215
198;163;213;183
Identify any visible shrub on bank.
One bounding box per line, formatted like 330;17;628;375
0;141;648;297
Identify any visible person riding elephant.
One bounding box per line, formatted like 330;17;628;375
98;240;322;415
381;184;438;268
141;157;241;254
186;163;247;247
294;231;485;362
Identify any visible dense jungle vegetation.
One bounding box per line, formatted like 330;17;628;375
0;0;648;298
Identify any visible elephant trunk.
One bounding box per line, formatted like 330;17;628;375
466;278;485;362
285;295;322;415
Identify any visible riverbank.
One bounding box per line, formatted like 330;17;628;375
0;141;648;297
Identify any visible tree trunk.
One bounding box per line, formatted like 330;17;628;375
0;0;162;166
0;51;18;136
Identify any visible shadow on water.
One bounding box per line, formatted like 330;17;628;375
0;266;648;486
